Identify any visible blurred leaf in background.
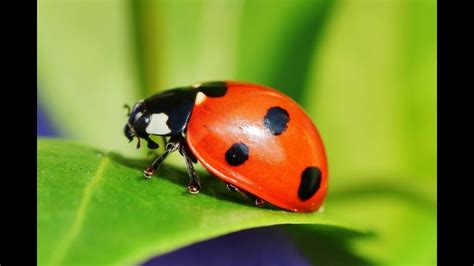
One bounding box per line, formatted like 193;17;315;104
299;1;436;264
38;0;436;265
38;0;141;155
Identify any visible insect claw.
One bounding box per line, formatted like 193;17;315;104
255;198;265;208
144;166;154;178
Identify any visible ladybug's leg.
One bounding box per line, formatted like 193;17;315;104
143;136;180;178
226;183;265;208
143;150;169;178
179;139;201;194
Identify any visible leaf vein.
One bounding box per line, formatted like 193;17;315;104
49;156;110;266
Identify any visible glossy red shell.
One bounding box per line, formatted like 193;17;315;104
186;81;328;212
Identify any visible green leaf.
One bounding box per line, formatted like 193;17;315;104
38;138;366;266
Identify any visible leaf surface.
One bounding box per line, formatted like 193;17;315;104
37;139;365;265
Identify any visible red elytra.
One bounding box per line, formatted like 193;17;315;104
186;81;328;212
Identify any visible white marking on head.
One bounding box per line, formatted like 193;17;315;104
192;83;201;88
195;91;207;105
146;113;171;135
134;112;143;121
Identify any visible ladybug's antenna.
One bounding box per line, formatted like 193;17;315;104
124;104;131;116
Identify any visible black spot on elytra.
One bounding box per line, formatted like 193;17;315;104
198;81;228;97
298;167;322;201
263;106;290;135
225;143;249;166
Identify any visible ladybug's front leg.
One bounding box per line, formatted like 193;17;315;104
143;136;180;178
144;150;169;178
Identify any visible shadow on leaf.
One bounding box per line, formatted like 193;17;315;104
286;224;375;266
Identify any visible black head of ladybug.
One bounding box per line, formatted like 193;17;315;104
123;87;198;148
123;100;150;148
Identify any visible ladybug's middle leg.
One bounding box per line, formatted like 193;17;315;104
179;140;201;194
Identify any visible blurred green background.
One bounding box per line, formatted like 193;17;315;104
38;0;436;265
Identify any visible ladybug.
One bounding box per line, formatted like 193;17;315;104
124;81;328;212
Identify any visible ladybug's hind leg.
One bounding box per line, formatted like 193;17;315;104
226;183;265;208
